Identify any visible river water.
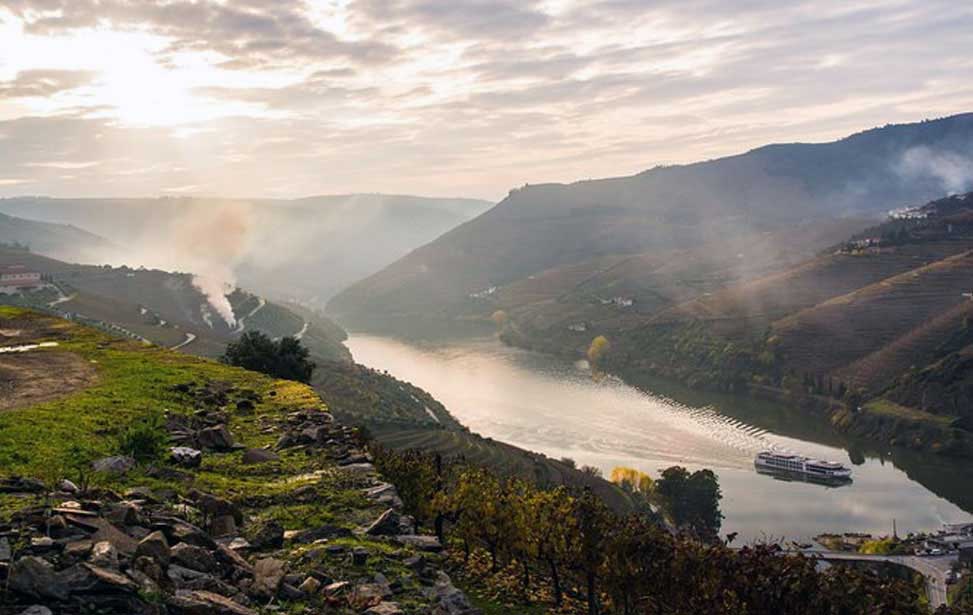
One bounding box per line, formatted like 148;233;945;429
347;334;973;543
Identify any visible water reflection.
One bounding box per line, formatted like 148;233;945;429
347;334;973;542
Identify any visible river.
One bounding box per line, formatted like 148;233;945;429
347;334;973;543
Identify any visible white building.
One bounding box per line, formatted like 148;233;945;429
0;265;41;289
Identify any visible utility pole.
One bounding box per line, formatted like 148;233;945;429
893;518;898;540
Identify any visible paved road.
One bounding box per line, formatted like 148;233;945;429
810;551;956;608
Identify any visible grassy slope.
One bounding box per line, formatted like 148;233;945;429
0;307;454;612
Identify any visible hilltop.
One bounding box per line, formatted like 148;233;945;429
329;114;973;325
0;194;493;306
0;211;111;262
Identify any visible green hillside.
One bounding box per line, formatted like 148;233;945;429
330;114;973;325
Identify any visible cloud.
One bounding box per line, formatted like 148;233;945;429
0;0;971;200
0;69;96;98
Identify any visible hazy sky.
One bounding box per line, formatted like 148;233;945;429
1;0;971;200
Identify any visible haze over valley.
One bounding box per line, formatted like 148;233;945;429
2;2;973;613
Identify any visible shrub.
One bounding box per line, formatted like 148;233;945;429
117;410;168;463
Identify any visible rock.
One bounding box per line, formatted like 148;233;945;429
63;539;93;559
18;607;53;615
428;572;480;615
168;589;258;615
298;576;321;594
153;517;216;550
8;556;67;601
241;447;279;465
58;478;80;493
79;563;139;592
0;476;45;493
136;530;171;568
168;563;214;586
279;582;304;600
352;546;369;566
92;455;135;475
404;555;426;573
171;542;218;573
210;514;237;538
133;555;167;585
197;424;236;451
170;446;203;468
365;508;401;536
248;518;284;550
89;540;119;569
106;501;141;526
396;534;443;552
252;557;286;598
29;536;54;550
190;491;242;523
292;524;353;543
323;580;350;597
366;603;404;615
214;542;254;574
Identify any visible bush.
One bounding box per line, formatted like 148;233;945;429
222;331;316;383
117;411;168;463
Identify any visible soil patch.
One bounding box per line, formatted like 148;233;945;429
0;351;97;410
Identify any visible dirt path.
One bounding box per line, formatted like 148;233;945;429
0;351;98;411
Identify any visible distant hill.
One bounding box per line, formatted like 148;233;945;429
0;247;351;362
0;194;492;305
0;211;111;261
329;114;973;325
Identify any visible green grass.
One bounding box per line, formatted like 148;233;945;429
0;306;326;511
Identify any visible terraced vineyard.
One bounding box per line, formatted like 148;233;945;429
372;426;633;512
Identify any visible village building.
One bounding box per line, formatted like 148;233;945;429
0;265;42;289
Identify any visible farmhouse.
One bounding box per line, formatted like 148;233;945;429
0;265;41;289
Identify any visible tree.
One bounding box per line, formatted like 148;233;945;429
656;466;723;539
587;335;610;367
222;331;316;382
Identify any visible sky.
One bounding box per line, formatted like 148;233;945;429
0;0;971;201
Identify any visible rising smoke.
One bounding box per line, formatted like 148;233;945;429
897;146;973;195
118;201;255;327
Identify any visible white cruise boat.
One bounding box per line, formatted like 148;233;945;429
754;451;852;483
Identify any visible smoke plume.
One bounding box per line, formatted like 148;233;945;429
897;146;973;195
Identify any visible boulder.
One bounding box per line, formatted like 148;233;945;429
197;425;236;451
241;447;279;465
89;540;119;569
171;542;218;573
106;501;141;526
136;530;171;568
18;607;53;615
323;580;350;597
352;546;369;566
210;514;237;538
365;508;401;536
91;455;135;475
168;589;257;615
298;576;321;594
248;518;284;550
7;556;67;601
252;558;286;598
427;572;480;615
58;479;80;494
170;446;203;468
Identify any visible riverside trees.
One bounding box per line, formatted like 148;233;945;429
372;447;929;615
